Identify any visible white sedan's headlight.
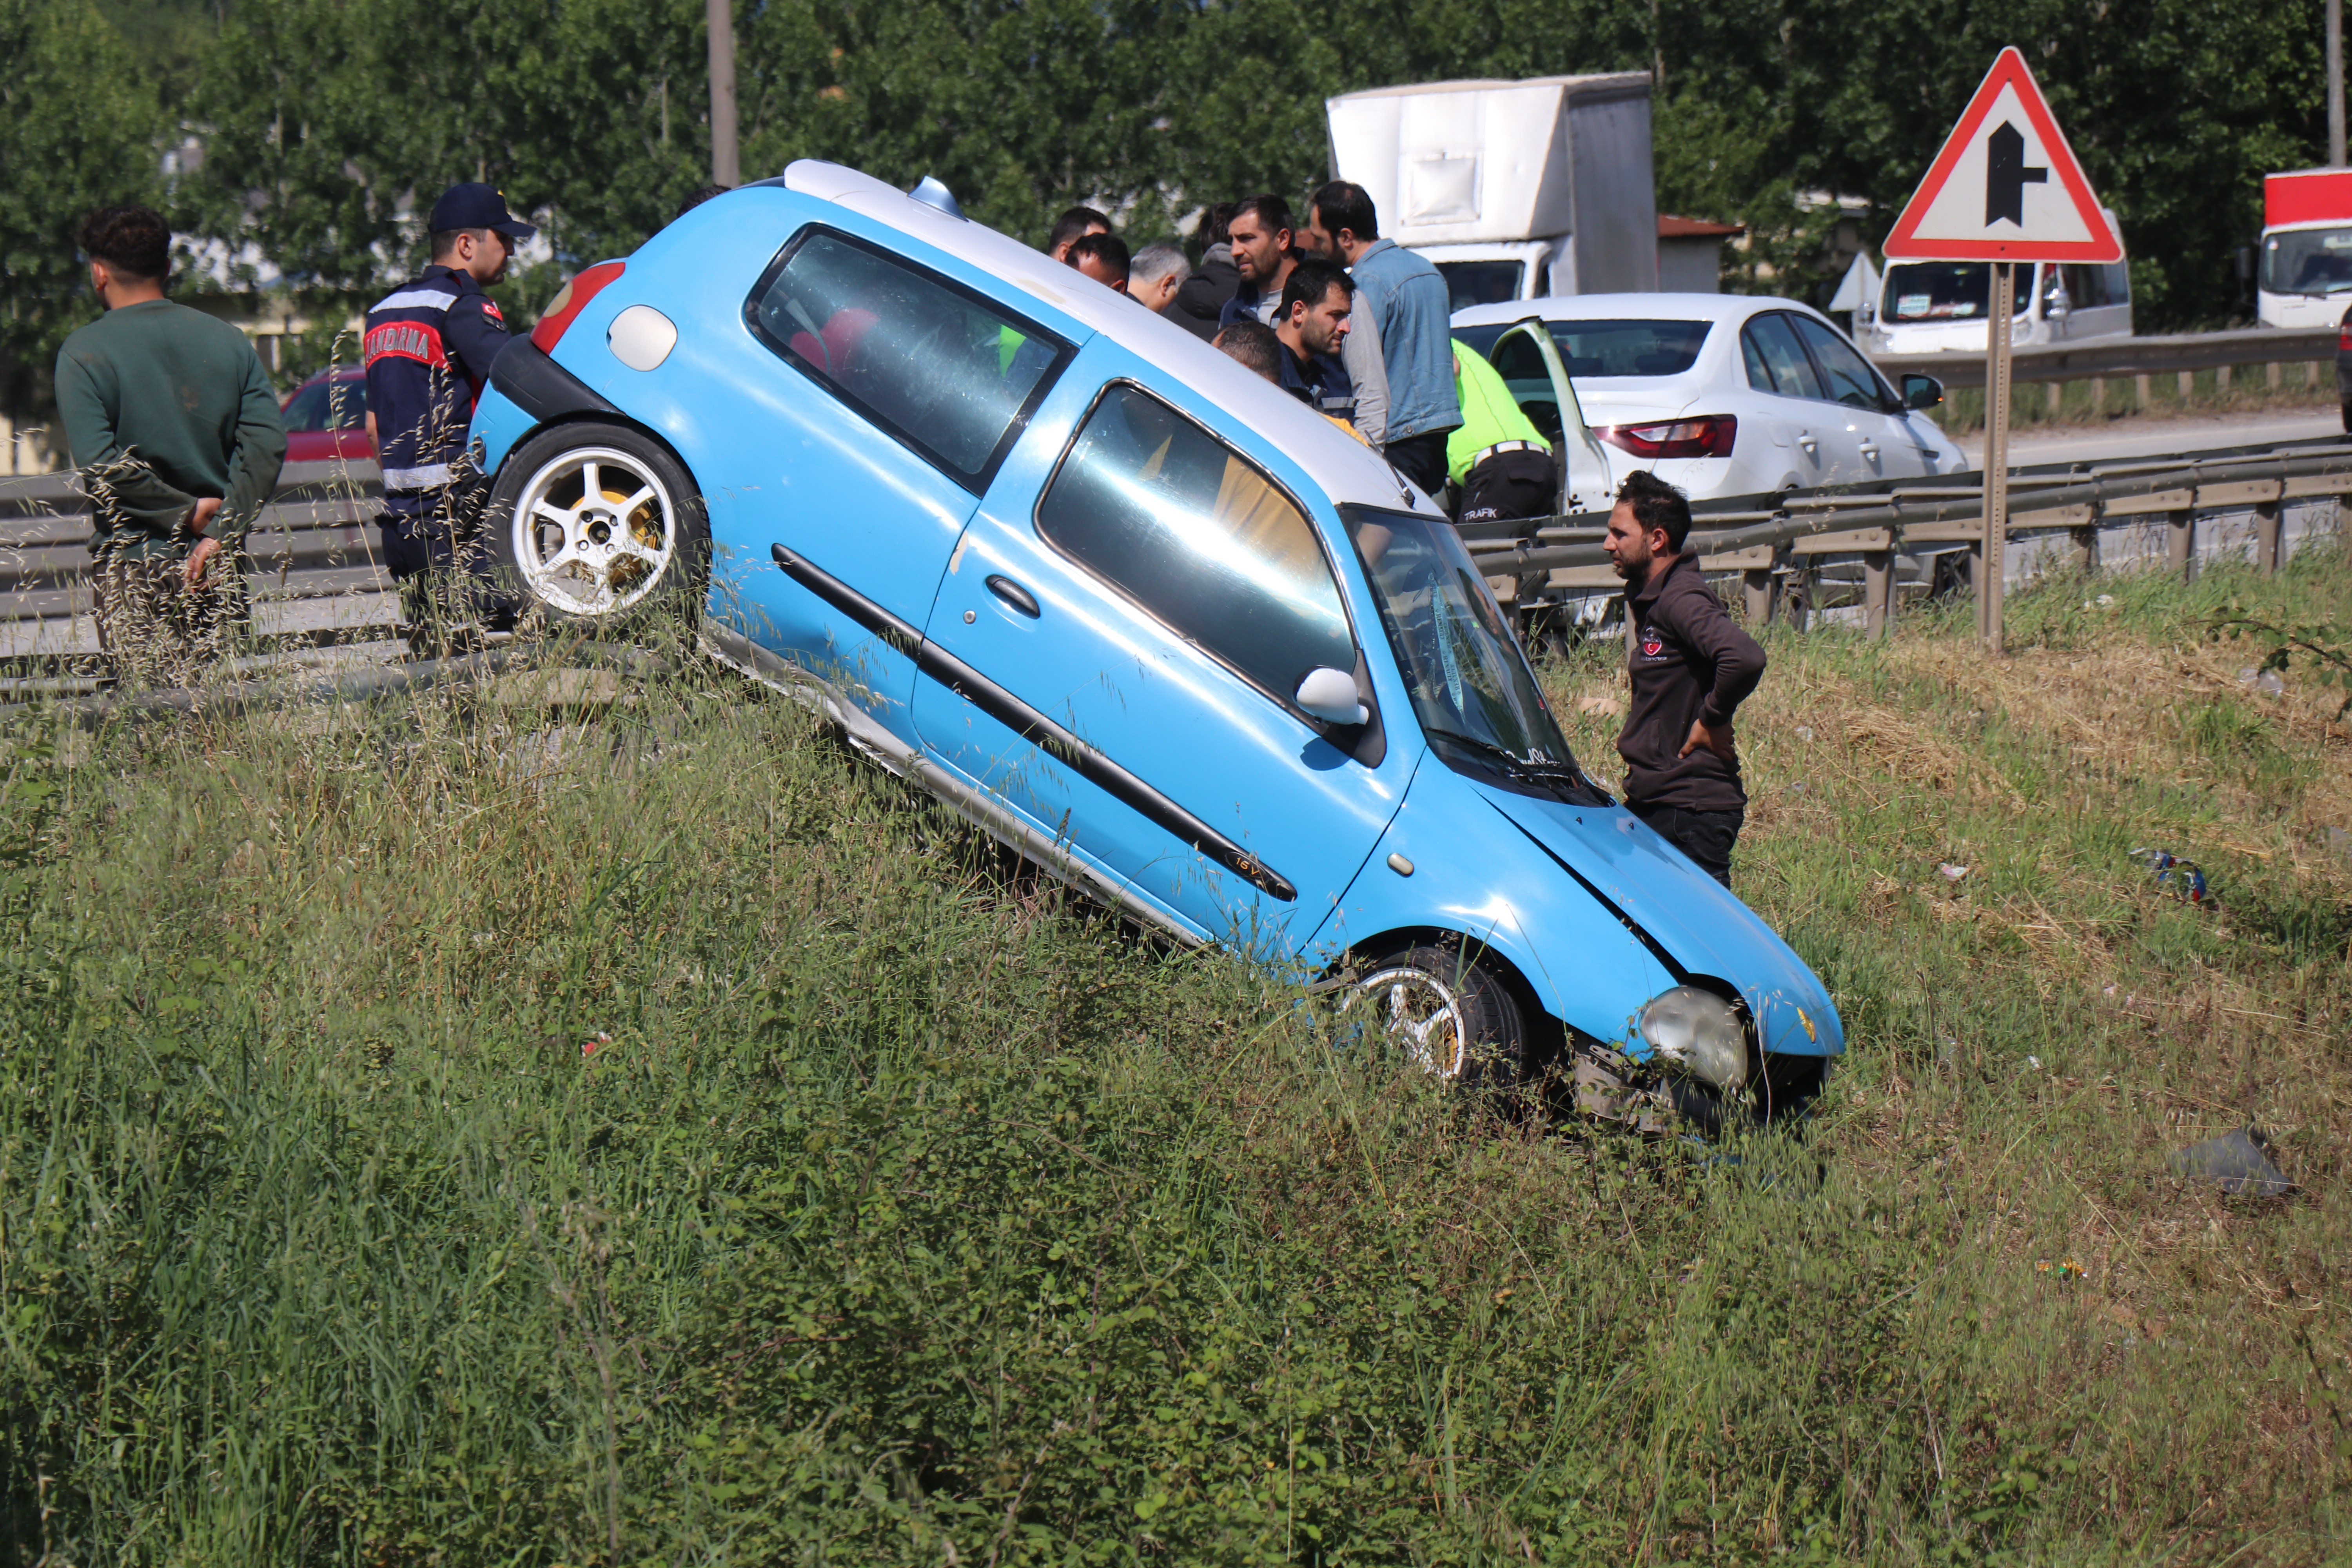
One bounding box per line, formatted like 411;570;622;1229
1639;985;1749;1091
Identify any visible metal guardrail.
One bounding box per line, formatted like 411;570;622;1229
5;434;2347;654
0;460;387;644
1869;326;2339;390
1462;435;2352;635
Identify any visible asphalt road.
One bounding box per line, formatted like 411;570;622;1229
1961;407;2346;468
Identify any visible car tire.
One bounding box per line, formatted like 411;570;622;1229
1341;940;1530;1087
483;421;709;634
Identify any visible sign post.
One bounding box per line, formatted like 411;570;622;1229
1982;262;2013;647
1882;47;2123;653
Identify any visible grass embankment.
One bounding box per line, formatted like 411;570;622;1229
1929;369;2335;439
2;551;2348;1565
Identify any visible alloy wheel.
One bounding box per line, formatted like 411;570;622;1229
511;446;676;617
1341;963;1469;1078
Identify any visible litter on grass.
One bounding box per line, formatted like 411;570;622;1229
1938;862;1969;881
2036;1259;2086;1279
2131;848;2215;907
2167;1127;2292;1197
2237;666;2286;697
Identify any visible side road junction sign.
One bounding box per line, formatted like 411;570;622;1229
1883;46;2122;263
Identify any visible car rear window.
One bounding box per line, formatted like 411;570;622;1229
747;228;1069;492
1036;383;1354;710
1537;319;1710;377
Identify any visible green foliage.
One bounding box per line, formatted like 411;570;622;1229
0;0;163;419
3;561;2350;1562
5;0;2332;419
2212;601;2352;720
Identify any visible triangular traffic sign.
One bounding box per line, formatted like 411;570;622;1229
1883;48;2122;262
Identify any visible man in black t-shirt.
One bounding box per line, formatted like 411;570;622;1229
1600;471;1768;887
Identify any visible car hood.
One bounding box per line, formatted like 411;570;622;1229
1474;783;1844;1058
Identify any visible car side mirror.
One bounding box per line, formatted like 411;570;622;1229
1296;666;1368;725
1902;373;1944;410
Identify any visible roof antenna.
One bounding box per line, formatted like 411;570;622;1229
909;175;966;220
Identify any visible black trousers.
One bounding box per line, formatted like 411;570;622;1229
1382;429;1454;497
377;503;517;629
1628;800;1744;888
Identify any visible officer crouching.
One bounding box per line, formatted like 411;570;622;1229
364;182;532;652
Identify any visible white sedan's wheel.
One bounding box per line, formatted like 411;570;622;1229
512;446;676;617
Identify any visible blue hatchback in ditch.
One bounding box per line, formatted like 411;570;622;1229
463;160;1844;1120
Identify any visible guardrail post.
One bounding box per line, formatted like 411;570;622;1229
2069;523;2098;576
2256;499;2283;575
1742;567;1773;626
1862;550;1893;641
2167;508;2195;583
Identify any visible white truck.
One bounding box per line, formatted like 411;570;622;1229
1860;223;2133;355
2255;168;2352;328
1325;74;1658;309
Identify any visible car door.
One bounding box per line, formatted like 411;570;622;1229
1788;313;1933;479
713;225;1072;748
1735;312;1836;489
1487;321;1614;514
911;352;1415;949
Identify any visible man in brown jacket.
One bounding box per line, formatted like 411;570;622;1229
1601;470;1767;887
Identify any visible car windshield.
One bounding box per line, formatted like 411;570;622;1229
1437;260;1524;312
2262;227;2352;295
1882;262;2034;322
281;376;368;433
1342;505;1602;802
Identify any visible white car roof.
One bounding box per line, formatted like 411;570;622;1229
1451;292;1815;329
782;161;1443;519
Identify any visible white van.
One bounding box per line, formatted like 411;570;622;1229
1862;226;2132;354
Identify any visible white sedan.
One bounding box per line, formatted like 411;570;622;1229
1452;292;1967;503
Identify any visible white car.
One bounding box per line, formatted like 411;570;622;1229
1452;293;1967;503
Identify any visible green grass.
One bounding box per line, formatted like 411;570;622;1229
1929;366;2336;438
2;551;2349;1565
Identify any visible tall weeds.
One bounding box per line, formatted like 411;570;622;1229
1;565;2347;1563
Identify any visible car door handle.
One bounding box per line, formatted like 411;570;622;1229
1797;433;1818;455
985;574;1040;618
1858;442;1880;459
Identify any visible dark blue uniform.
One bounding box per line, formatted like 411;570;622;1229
363;263;509;590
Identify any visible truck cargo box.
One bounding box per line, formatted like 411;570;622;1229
2266;167;2352;227
1326;74;1658;295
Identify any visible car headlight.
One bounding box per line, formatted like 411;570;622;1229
1638;985;1748;1091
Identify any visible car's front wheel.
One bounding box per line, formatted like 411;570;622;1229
485;421;708;633
1339;940;1530;1087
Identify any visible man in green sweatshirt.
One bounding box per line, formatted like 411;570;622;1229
54;205;287;679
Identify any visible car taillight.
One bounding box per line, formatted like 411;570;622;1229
2339;325;2352;353
1595;416;1738;459
529;260;627;353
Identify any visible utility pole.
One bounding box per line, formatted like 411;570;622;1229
708;0;739;188
2332;0;2347;166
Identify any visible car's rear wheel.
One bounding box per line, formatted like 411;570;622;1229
1339;940;1529;1087
485;421;708;633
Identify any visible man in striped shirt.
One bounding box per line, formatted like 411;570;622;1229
362;182;533;649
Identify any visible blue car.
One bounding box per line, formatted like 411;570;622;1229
465;161;1845;1122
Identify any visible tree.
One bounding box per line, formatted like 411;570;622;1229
0;0;163;426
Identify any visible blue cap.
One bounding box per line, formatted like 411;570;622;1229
428;182;535;241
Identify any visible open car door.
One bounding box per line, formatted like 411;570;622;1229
1486;319;1614;516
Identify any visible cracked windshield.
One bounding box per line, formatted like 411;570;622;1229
1343;507;1587;791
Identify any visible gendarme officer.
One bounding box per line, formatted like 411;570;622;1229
363;182;534;647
